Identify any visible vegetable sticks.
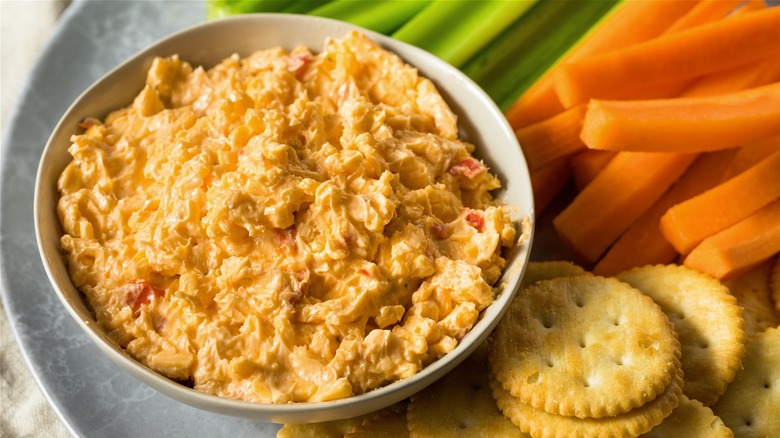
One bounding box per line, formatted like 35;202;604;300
553;152;696;263
206;0;292;18
309;0;429;34
684;199;780;280
580;82;780;153
392;0;537;68
663;0;745;33
722;134;780;181
531;159;571;215
661;149;780;255
515;105;587;171
503;0;697;129
485;0;617;110
570;150;615;190
682;57;780;98
554;6;780;107
593;149;738;276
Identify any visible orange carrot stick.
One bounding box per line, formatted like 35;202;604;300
738;0;768;13
588;47;780;274
553;6;780;107
531;159;571;215
553;152;696;263
503;0;699;129
661;149;780;255
722;133;780;181
580;82;780;153
593;149;738;276
570;150;616;190
682;57;780;98
684;198;780;280
516;105;587;171
664;0;744;33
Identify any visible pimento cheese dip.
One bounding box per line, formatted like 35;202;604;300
57;31;522;403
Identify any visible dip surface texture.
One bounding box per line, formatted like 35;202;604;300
57;31;519;403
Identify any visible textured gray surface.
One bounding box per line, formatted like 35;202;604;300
0;1;280;436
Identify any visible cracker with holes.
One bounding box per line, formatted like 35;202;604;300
723;259;780;338
490;275;681;419
490;369;683;438
277;402;406;437
712;327;780;437
617;264;746;406
407;345;527;437
345;403;409;438
277;416;365;438
520;261;586;289
639;395;732;438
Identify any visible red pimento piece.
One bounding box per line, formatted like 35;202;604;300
125;281;166;313
287;53;311;80
448;158;487;179
79;117;100;129
466;210;486;232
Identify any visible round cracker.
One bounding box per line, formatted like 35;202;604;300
346;404;409;438
408;345;527;437
724;259;780;337
490;369;683;438
712;327;780;437
490;275;681;419
277;417;364;438
617;264;746;406
639;395;732;437
520;261;587;289
278;402;405;437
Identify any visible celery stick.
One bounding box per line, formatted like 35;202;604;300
206;0;291;19
462;0;619;110
461;0;570;81
308;0;430;35
283;0;332;14
392;0;538;68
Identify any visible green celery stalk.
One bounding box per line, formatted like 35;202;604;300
308;0;431;35
462;0;619;110
282;0;333;14
206;0;291;19
392;0;538;68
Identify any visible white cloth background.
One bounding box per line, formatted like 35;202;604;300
1;1;71;436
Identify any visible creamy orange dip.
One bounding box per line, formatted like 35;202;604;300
57;31;521;403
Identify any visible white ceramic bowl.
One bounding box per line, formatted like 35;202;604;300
34;14;534;423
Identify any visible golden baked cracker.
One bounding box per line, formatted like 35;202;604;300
490;275;681;419
771;256;780;313
639;395;733;438
520;261;587;289
712;327;780;437
277;402;406;438
490;369;683;438
723;259;780;338
277;417;364;438
617;264;746;406
345;404;409;438
408;345;527;437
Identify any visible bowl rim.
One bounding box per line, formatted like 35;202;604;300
34;12;535;423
